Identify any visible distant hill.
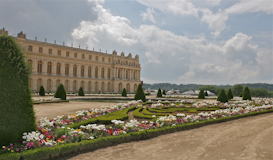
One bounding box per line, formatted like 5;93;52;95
143;83;273;91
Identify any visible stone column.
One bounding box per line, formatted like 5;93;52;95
61;62;65;75
92;65;95;78
69;63;73;76
33;58;37;73
113;67;116;79
85;64;88;78
43;59;47;74
98;66;101;78
77;63;80;77
52;61;56;75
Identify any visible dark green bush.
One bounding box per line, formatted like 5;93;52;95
162;90;166;95
204;91;208;96
134;84;146;102
78;87;84;96
121;88;127;97
198;89;205;99
242;86;251;100
0;35;36;146
54;84;66;100
39;86;45;96
239;92;243;97
227;88;233;99
157;88;162;97
217;89;228;103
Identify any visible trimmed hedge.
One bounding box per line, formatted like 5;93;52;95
134;84;146;102
33;100;69;104
54;84;66;100
142;108;169;116
133;108;154;119
39;86;45;96
122;88;127;97
78;87;84;96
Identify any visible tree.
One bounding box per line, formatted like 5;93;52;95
232;84;244;96
227;89;233;99
39;86;45;96
242;86;251;100
198;89;205;99
204;91;208;96
199;85;220;95
162;90;166;95
78;87;84;96
157;88;162;97
239;92;243;97
54;84;67;100
0;35;36;146
122;88;127;97
134;84;146;102
217;89;228;103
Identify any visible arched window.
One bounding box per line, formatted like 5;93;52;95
65;80;69;91
37;61;42;73
119;83;122;92
95;67;98;78
126;70;129;79
108;69;111;79
134;84;137;92
37;78;42;91
88;81;91;92
81;81;85;89
56;63;61;75
101;68;104;78
29;78;33;90
47;62;52;74
27;59;32;72
107;82;111;92
73;65;77;76
95;82;98;92
101;82;104;92
65;64;69;75
56;79;61;88
81;65;84;77
118;69;121;78
47;79;51;91
88;66;91;77
73;80;77;92
126;83;130;93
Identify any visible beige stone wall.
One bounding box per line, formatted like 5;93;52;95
10;32;141;93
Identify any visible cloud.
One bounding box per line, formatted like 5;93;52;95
140;7;156;23
226;0;273;14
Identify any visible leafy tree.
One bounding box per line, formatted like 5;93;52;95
134;84;146;102
232;84;244;96
78;87;84;96
157;88;162;97
54;84;66;100
0;35;36;146
227;89;233;99
39;86;45;96
242;86;251;100
250;88;271;97
204;91;208;96
217;89;228;103
122;88;127;97
198;89;205;99
199;85;220;95
162;90;166;95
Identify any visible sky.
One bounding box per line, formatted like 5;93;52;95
1;0;272;85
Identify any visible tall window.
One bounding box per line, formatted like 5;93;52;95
65;80;69;91
37;79;42;91
66;51;69;57
39;47;43;53
48;49;52;54
118;69;121;78
73;80;77;92
47;79;51;91
81;65;84;77
88;66;91;77
82;54;85;59
73;65;77;76
126;70;129;79
47;62;52;74
89;55;92;60
81;81;84;89
65;64;69;75
28;45;33;51
96;56;98;61
102;57;105;62
88;81;91;92
108;58;111;63
58;50;61;56
74;53;77;58
101;68;104;78
56;79;61;88
27;59;32;72
108;69;110;78
56;63;61;75
95;67;98;78
37;61;42;73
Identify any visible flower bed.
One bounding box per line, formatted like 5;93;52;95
32;98;69;104
1;99;273;160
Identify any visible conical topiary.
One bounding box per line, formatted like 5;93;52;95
198;89;205;99
227;89;233;99
134;84;146;102
205;91;208;96
78;87;84;96
162;90;166;95
157;88;162;97
39;85;45;96
242;86;251;100
54;84;66;100
217;89;228;103
239;92;243;97
122;88;127;97
0;35;36;146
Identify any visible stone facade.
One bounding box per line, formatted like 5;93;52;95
0;28;141;93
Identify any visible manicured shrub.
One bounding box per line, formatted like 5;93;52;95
242;86;251;100
198;89;205;99
204;91;208;96
0;35;36;146
239;92;243;97
217;89;228;103
54;84;66;100
78;87;84;96
157;88;162;97
134;84;146;102
39;86;45;96
227;88;233;99
162;90;166;95
122;88;127;97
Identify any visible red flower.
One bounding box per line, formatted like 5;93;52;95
108;129;113;135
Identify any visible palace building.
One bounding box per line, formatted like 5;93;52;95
0;28;141;93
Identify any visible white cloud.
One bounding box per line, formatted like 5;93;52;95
226;0;273;14
140;7;156;23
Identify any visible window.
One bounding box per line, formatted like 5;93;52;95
37;61;42;73
66;51;69;57
47;79;51;91
28;45;33;51
73;65;77;76
96;56;98;61
47;62;52;74
74;53;77;58
89;55;92;60
102;57;105;62
48;49;52;54
56;79;61;87
108;58;111;63
108;69;111;78
118;60;120;64
65;64;69;75
37;79;42;91
95;67;98;78
73;80;77;92
39;47;43;53
101;68;104;78
65;80;69;91
118;69;121;78
56;63;61;74
81;65;84;77
58;50;61;56
88;66;91;77
82;54;85;59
